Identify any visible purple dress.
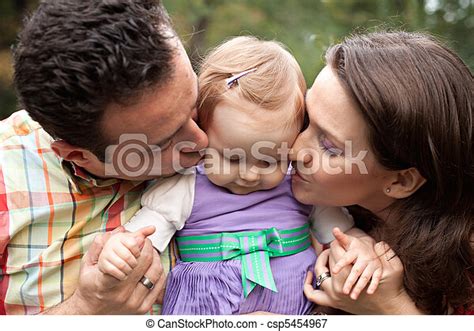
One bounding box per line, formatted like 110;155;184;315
162;166;316;315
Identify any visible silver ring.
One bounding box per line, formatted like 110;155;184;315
316;272;331;288
139;276;154;290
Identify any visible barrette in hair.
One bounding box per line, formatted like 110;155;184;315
225;67;257;88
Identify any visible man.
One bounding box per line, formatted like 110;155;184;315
0;0;208;314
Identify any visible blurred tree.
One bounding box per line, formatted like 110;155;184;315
1;0;472;119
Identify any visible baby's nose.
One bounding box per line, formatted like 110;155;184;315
240;167;260;182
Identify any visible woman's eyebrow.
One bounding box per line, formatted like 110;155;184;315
305;94;346;147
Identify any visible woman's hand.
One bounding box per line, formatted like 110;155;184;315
331;228;383;299
304;240;422;314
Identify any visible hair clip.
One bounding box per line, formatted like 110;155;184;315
225;67;257;88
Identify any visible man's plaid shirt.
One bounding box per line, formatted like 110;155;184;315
0;110;173;314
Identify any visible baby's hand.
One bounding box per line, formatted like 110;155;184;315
331;227;383;300
98;226;155;281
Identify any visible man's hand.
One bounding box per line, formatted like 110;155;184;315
41;227;166;314
98;226;155;281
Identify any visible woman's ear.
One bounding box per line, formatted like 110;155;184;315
384;168;426;199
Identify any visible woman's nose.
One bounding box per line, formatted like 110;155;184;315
290;135;313;165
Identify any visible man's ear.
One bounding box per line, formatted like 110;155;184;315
51;140;99;168
384;167;427;199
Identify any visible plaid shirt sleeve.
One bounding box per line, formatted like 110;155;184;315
0;110;174;314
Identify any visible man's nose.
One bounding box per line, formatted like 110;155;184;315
180;119;209;153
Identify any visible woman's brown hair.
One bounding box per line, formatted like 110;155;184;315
326;31;473;314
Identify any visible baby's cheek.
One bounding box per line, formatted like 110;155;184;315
262;166;287;189
206;163;239;186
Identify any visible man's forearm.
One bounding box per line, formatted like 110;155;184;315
38;292;91;315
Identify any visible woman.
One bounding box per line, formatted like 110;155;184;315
291;31;473;314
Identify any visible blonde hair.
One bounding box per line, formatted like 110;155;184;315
198;36;306;130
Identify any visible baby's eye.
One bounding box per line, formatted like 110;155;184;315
227;156;244;163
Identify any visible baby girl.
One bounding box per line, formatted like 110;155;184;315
99;36;359;314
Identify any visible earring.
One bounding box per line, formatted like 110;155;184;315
385;188;391;193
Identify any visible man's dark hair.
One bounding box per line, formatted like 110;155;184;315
13;0;175;161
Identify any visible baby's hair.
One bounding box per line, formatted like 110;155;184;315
198;36;306;131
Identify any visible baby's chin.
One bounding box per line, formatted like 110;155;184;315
226;185;261;195
225;183;280;195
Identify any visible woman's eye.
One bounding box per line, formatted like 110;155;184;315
320;136;344;157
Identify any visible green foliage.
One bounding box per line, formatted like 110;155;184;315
1;0;472;119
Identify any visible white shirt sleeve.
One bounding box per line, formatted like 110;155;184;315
309;206;354;245
123;170;196;252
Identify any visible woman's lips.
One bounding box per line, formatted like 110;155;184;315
292;169;310;183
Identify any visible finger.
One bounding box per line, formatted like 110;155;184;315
120;235;142;259
333;227;352;250
113;242;139;269
304;271;334;306
101;226;126;245
374;241;403;271
314;249;331;277
106;253;133;275
304;269;313;286
131;226;156;250
134;246;164;300
132;226;156;239
127;239;154;285
154;270;167;305
99;259;127;281
367;267;383;295
350;263;378;300
332;250;357;274
84;234;105;265
141;267;167;311
342;260;368;295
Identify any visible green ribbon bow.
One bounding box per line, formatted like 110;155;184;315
176;224;311;297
